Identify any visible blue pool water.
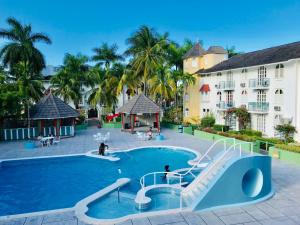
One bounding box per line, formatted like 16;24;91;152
0;147;196;216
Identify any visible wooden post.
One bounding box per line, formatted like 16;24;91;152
41;120;44;136
53;119;56;136
121;113;124;129
131;114;134;133
156;113;160;132
59;119;61;136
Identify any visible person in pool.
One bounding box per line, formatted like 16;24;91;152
163;165;170;179
99;142;108;156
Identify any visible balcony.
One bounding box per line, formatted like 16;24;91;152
249;78;270;89
216;101;235;110
216;81;235;90
248;102;269;113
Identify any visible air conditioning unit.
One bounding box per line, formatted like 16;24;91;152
274;106;281;111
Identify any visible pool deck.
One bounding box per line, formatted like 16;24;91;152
1;127;300;225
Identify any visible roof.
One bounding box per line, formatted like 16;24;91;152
30;93;79;120
199;84;211;93
198;41;300;73
117;94;160;114
183;43;206;59
206;46;227;54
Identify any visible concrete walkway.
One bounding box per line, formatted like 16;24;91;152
1;127;300;225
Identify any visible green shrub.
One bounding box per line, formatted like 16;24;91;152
213;124;230;132
275;144;300;153
257;137;284;145
201;127;217;134
217;131;256;142
200;114;215;128
162;107;183;124
239;129;262;137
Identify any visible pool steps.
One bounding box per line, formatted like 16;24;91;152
75;178;130;221
135;183;188;210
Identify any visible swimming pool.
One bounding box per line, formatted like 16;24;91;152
0;147;197;217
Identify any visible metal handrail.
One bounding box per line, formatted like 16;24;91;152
139;138;235;190
180;138;235;177
140;171;183;189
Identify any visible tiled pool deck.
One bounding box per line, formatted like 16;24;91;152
1;127;300;225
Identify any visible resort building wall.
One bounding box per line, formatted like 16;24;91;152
183;42;300;141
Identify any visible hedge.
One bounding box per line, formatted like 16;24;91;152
274;144;300;153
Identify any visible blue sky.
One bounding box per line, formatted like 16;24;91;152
1;0;300;65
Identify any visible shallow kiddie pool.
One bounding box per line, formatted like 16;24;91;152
0;147;197;217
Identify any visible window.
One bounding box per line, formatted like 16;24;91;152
257;90;266;102
258;66;267;82
257;115;266;133
275;89;283;95
203;109;206;112
217;72;222;76
275;64;284;79
242;68;248;73
226;71;233;81
185;108;189;116
185;94;189;101
217;91;222;101
226;91;233;104
275;89;283;105
242;90;248;95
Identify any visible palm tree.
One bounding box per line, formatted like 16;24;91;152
226;46;241;58
88;66;119;110
0;17;51;74
149;65;176;108
0;17;51;131
51;53;92;108
92;43;123;69
14;61;44;129
125;25;168;94
166;39;195;71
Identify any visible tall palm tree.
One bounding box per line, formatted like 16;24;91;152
51;53;92;108
125;25;168;94
0;17;51;74
149;65;176;107
0;17;51;131
14;61;44;129
92;43;123;69
88;66;119;110
166;39;195;71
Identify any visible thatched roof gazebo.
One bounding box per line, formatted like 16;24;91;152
30;93;79;137
117;94;161;132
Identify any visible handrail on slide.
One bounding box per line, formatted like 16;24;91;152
179;142;244;209
139;138;236;190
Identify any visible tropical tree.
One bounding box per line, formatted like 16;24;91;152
149;65;176;107
0;17;51;74
125;25;169;94
51;53;93;108
14;61;44;128
226;46;241;58
0;17;51;129
275;123;297;143
166;39;194;71
88;66;119;110
0;67;22;121
92;43;123;69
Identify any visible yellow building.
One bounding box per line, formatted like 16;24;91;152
183;43;228;123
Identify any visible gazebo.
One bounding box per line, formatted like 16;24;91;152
30;93;79;137
117;94;161;133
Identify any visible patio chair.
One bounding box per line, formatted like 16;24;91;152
137;132;146;141
53;136;60;145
